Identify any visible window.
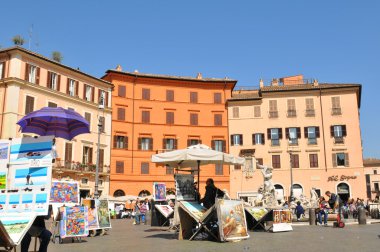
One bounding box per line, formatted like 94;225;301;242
212;140;225;152
116;161;124;173
64;143;73;168
305;98;315;116
374;170;378;175
0;62;4;79
142;88;150;100
67;79;77;96
117;108;125;121
305;126;320;145
232;107;239;118
290;154;299;168
166;90;174;101
48;102;57;108
215;164;223;175
331;125;346;144
287;99;296;117
254;106;261;118
190;92;198;103
163;138;177;150
82;146;93;164
374;182;379;191
272;155;281;168
25;96;35;114
214;93;222;104
234;164;241;170
286;127;300;145
139;137;153;151
84;112;91;130
48;72;59;91
332;153;349;167
253;133;265;145
25;64;39;84
166;112;174;124
141;162;149;174
141;111;150;123
118;85;126;97
269;100;278;118
98;90;106;107
166;165;174;175
256;158;263;165
309;154;318;168
190;113;198;126
84;85;94;102
214;114;222;126
231;134;243;146
81;178;89;184
267;128;282;146
99;149;104;170
331;96;342;115
114;136;128;149
99;116;105;133
187;139;201;146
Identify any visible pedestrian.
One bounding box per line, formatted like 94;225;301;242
200;178;224;209
318;196;329;226
295;201;305;221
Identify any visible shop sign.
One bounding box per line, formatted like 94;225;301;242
327;175;357;182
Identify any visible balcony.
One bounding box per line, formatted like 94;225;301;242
53;159;110;174
269;111;278;118
334;137;345;144
331;107;342;115
305;109;315;117
287;110;297;118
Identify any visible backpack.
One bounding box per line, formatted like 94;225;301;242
216;188;225;198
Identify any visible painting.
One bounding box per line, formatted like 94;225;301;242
11;166;49;189
0;194;6;213
179;201;207;221
34;193;49;215
60;206;89;238
0;142;10;161
175;174;195;201
272;209;293;232
153;182;166;201
7;194;21;213
21;193;33;212
0;213;36;245
96;199;111;229
0;171;6;191
0;140;10;191
216;199;249;241
155;205;174;218
82;199;99;230
245;207;269;221
9;136;53;166
50;181;79;204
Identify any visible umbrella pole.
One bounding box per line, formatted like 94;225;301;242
197;160;200;197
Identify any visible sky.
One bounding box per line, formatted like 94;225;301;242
1;0;379;158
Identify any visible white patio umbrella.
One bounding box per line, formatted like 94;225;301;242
151;144;245;193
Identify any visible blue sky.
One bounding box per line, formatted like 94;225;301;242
1;1;379;158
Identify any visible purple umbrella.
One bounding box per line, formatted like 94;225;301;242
17;107;90;140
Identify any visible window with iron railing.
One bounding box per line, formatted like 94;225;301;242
286;127;300;145
287;110;297;117
305;126;319;145
268;128;282;146
305;109;315;117
331;125;346;144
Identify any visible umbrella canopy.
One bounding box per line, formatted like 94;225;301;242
17;107;90;140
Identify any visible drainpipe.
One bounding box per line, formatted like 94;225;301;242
319;86;328;172
131;74;137;174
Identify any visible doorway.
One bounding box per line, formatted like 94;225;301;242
337;182;350;202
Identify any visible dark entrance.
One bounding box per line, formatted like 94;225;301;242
337;183;350;202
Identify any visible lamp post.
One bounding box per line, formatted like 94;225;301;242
94;98;104;199
289;152;294;202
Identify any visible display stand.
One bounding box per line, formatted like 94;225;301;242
244;207;272;231
269;209;293;232
151;200;173;227
51;208;83;244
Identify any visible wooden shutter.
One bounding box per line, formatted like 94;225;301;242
36;67;40;85
105;91;108;107
261;134;265;145
91;87;95;102
214;93;221;104
149;138;153;150
222;140;226;152
99;149;104;169
285;128;289;139
297;127;301;138
230;135;234;146
278;128;283;139
100;116;105;132
332;154;337;167
239;134;243;145
162;139;166;149
267;129;271;139
113;136;118;148
64;143;73;162
88;148;93;163
25;63;30;81
254;106;261;117
187;139;191;147
124;137;128;149
316;127;320;138
252;134;256;145
57;75;61;91
75;81;79;96
330;126;334;137
345;153;349;167
332;97;340;108
66;78;70;94
83;84;87;99
47;72;51;88
25;96;34;114
342;125;347;136
211;140;215;150
233;107;239;118
304;127;308;138
174;139;178;149
118;86;126;97
98;89;101;104
138;138;142;150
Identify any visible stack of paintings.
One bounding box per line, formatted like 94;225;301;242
272;209;293;232
59;206;89;238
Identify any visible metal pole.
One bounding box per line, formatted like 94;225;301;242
289;152;293;201
94;115;102;199
197;160;200;195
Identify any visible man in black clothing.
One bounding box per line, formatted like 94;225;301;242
200;178;224;209
21;215;52;252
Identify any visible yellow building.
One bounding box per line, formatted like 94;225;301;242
228;75;364;203
0;46;113;198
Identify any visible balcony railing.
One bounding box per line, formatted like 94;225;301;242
269;111;278;118
334;137;345;144
331;107;342;115
305;109;315;117
53;159;110;174
288;138;298;146
287;110;297;117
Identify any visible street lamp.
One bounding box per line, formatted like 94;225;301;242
289;152;294;201
94;97;105;199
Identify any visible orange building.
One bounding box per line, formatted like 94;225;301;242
102;68;236;197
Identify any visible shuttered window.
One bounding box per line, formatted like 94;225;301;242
138;137;153;151
166;90;174;101
211;140;226;152
215;164;223;175
290;154;299;168
82;146;93;164
309;154;318;168
0;62;4;79
114;135;128;149
306;98;314;110
142;111;150;123
25;96;35;115
116;161;124;173
141;162;149;174
231;134;243;146
187;139;201;147
166;165;174;175
333;153;349;167
47;71;60;91
190;113;198;126
84;112;91;130
190;92;198;103
269;100;277;111
117;108;125;121
232;107;239;118
142;88;150;100
25;64;40;84
48;102;57;108
64;143;73;165
214;93;222;104
67;79;77;96
118;85;126;97
99;149;104;170
253;134;265;145
272;155;281;168
166;112;174;124
254;106;261;117
332;96;341;108
214;114;222;126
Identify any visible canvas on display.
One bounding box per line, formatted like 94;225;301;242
82;199;99;230
96;199;111;229
244;207;269;222
59;206;89;238
178;201;208;222
155;205;174;218
9;136;53;166
153;182;166;201
50;181;80;204
216;199;249;242
174;174;195;201
0;213;36;246
272;209;293;232
0;140;10;192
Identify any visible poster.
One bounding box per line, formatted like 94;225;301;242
153;182;166;201
155;205;174;218
60;206;89;238
7;194;21;213
0;194;6;213
82;199;99;230
0;213;36;245
96;199;111;228
179;201;207;221
216;199;249;241
0;140;10;192
175;174;195;201
9;136;53;166
50;181;79;204
0;171;6;191
21;193;33;212
245;207;269;221
272;209;293;232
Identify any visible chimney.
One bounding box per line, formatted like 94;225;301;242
313;79;319;87
271;78;279;86
259;79;264;88
196;73;202;79
115;64;122;71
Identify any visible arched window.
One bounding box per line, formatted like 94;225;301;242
292;184;303;198
138;190;151;197
113;189;125;197
274;184;284;201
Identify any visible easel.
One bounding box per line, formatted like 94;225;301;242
244;208;273;231
51;207;82;244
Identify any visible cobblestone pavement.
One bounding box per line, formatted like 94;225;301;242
16;219;380;252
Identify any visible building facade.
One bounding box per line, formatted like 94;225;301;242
228;75;365;203
363;158;380;200
102;68;236;197
0;47;113;198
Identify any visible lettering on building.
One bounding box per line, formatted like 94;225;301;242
327;175;357;182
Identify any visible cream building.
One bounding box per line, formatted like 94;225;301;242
363;158;380;200
0;47;113;198
228;75;365;203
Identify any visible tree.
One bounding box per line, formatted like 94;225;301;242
12;35;25;46
51;51;63;63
